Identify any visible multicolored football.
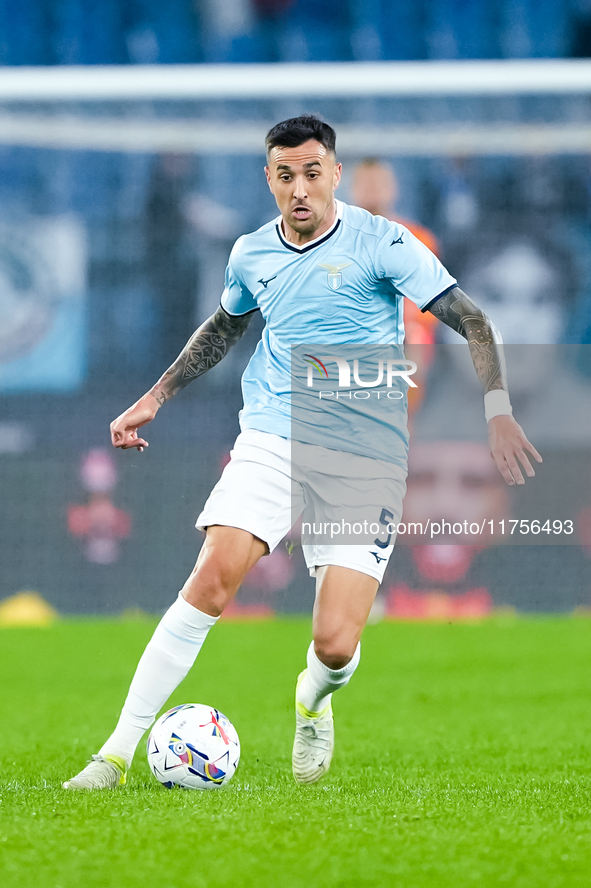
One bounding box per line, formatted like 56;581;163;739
147;703;240;790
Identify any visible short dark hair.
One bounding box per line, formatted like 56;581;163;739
265;114;336;156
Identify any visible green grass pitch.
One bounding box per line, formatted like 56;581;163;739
1;616;591;887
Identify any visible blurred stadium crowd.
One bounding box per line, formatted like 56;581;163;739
4;0;591;65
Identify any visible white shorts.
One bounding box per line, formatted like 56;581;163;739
196;429;407;584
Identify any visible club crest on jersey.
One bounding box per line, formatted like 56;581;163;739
317;262;351;291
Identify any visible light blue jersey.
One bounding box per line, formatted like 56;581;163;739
221;201;456;465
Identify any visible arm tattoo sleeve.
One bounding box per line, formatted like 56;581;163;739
428;286;507;393
149;305;255;406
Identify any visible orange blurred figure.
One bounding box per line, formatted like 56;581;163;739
351;158;439;347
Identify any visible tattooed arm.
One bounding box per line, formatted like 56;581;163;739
110;306;254;451
150;306;253;406
428;286;542;485
427;286;506;393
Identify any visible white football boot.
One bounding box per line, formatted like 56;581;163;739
292;671;335;785
62;754;127;790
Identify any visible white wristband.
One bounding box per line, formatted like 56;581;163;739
484;389;513;422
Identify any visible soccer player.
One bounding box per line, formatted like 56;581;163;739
64;115;541;790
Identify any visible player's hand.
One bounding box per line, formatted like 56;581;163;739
488;415;542;485
110;394;159;452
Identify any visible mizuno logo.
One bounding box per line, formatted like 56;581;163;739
371;552;387;564
258;275;277;289
391;234;404;245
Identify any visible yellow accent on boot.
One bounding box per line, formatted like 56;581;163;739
102;754;127;786
295;669;332;720
295;700;332;720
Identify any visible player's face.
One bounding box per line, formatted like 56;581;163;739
265;140;342;245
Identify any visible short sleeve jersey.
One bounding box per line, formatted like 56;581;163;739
221;201;456;465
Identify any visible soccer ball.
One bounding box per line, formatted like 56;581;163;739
147;703;240;790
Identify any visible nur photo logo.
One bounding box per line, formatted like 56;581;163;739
303;354;418;389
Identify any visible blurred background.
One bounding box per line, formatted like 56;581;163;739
0;0;590;618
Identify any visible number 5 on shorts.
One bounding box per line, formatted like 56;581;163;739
374;507;394;549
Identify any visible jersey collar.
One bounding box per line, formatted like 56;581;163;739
275;200;343;254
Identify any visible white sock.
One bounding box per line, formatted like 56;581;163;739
99;593;218;767
296;641;361;716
